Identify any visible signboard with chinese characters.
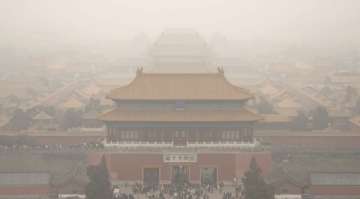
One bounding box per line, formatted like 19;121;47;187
163;153;197;163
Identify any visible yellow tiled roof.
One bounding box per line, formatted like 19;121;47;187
107;72;252;101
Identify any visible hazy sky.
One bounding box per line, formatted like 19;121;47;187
1;0;360;45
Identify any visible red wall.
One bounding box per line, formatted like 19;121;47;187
88;151;272;184
310;185;360;195
0;186;49;195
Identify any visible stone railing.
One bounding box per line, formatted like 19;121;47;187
103;139;261;150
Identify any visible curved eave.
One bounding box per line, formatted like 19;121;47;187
99;109;261;123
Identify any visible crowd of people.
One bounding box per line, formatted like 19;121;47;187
112;182;242;199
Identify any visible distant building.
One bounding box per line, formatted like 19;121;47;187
98;68;271;186
325;71;360;87
267;158;360;199
32;111;56;131
328;109;352;130
257;114;292;130
274;97;301;118
60;98;84;110
81;110;104;131
149;29;213;73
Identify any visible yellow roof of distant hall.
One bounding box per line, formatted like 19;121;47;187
60;98;84;109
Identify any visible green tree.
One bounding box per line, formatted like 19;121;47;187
60;109;83;130
7;95;21;106
85;98;101;112
16;135;38;146
85;155;113;199
242;157;274;199
310;106;329;130
354;98;360;115
292;110;308;130
5;109;32;130
344;86;358;103
257;97;274;114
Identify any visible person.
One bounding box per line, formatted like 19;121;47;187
113;187;120;199
223;191;232;199
122;193;128;199
235;185;241;199
203;193;209;199
219;181;224;193
159;192;165;199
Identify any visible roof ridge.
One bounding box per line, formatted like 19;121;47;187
33;111;53;120
139;72;223;76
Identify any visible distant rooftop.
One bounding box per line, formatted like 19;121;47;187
149;29;213;73
33;111;53;120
